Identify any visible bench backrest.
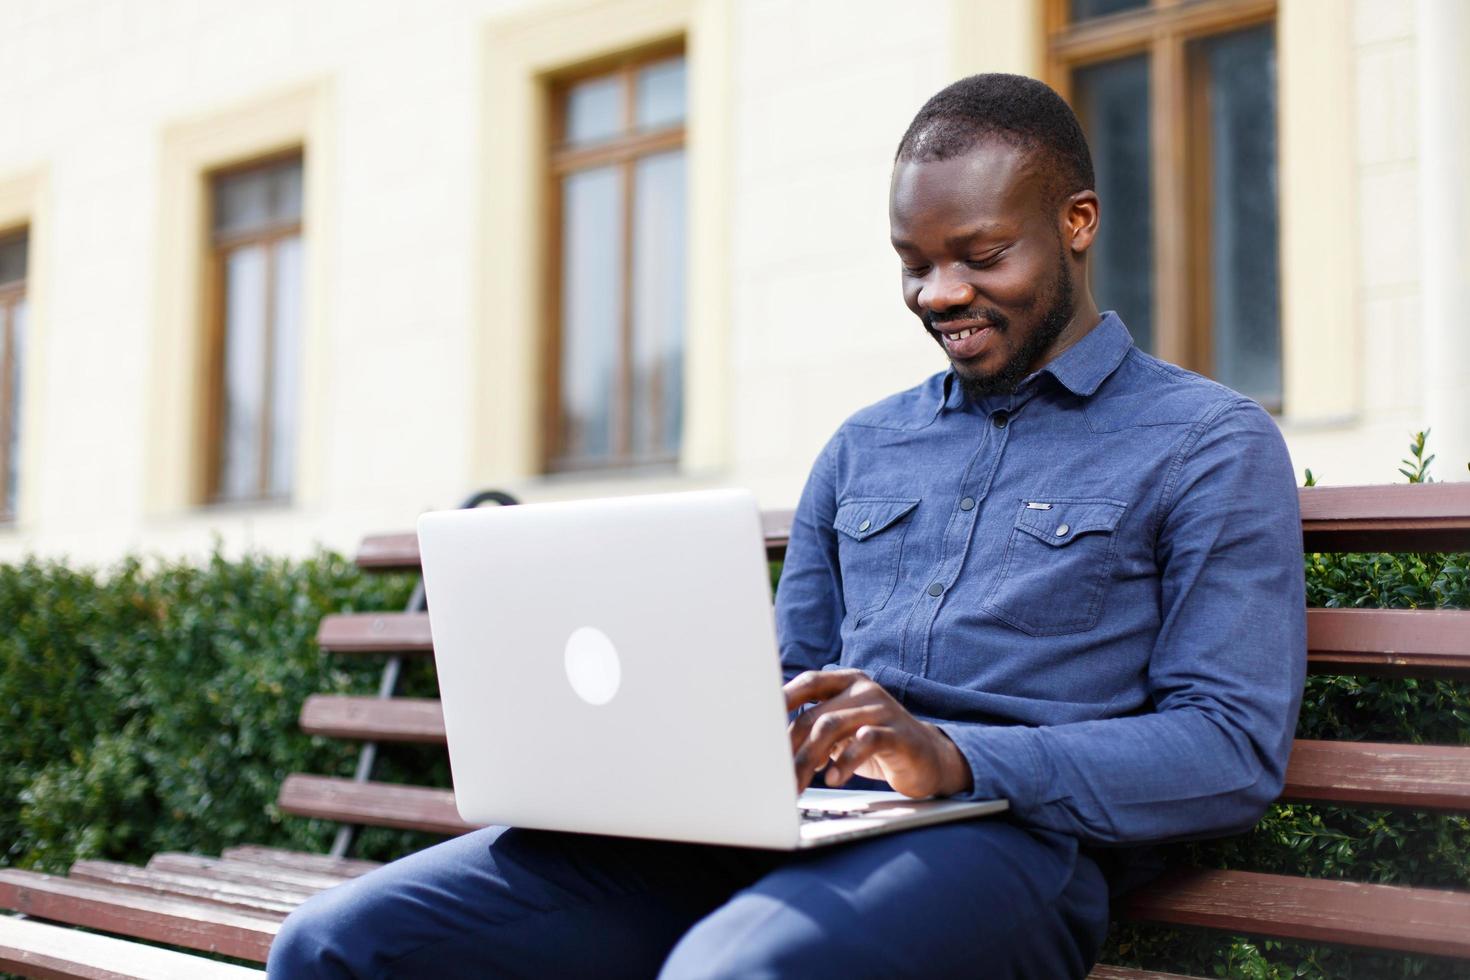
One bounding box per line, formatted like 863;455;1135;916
287;484;1470;839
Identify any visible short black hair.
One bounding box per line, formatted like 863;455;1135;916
895;73;1095;203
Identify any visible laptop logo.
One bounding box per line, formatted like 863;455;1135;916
563;626;622;706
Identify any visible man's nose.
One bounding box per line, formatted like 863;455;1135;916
917;270;975;312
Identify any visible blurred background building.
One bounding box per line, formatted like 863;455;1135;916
0;0;1466;563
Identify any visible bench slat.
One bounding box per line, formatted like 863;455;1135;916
277;775;475;836
68;862;306;916
355;508;798;572
314;607;1470;678
144;855;352;893
0;913;265;980
299;695;445;743
1120;868;1470;958
1087;967;1200;980
1300;484;1470;553
354;488;1470;569
1305;607;1470;677
1284;740;1470;811
292;696;1470;814
0;871;278;963
219;846;380;879
315;613;431;653
354;533;420;571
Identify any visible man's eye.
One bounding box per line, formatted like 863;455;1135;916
967;255;1001;270
902;263;930;276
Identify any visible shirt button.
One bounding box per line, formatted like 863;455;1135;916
959;497;975;511
927;582;944;597
1055;523;1070;537
858;519;871;532
993;411;1009;428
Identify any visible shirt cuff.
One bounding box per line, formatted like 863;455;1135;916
936;721;1051;814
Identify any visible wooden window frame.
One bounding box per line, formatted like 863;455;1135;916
0;233;23;523
1045;0;1279;409
544;41;686;474
203;150;304;505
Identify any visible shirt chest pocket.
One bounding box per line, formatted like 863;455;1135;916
982;497;1128;636
833;497;920;622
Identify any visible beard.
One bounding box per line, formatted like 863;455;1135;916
927;248;1075;400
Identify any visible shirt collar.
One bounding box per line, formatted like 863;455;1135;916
937;312;1134;414
1037;311;1134;397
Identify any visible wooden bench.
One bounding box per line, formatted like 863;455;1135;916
1;484;1468;978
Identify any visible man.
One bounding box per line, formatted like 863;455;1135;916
268;73;1305;979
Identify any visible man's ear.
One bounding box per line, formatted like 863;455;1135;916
1062;190;1100;254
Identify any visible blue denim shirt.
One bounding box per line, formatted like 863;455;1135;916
775;313;1306;846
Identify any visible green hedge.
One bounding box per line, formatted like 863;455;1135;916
0;550;449;873
0;434;1466;978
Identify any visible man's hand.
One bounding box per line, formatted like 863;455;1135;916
785;668;973;799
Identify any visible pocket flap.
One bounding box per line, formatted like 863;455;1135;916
834;497;920;541
1014;498;1127;547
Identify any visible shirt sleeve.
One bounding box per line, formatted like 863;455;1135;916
937;399;1307;845
775;434;845;682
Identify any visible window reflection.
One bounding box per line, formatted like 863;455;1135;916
550;52;687;471
209;155;304;502
1073;56;1154;353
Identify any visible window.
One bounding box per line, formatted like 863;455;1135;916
206;154;304;503
0;229;26;522
547;49;687;472
1050;0;1281;409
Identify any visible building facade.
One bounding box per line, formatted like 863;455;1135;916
0;0;1465;563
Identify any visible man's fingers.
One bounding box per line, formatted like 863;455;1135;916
783;668;867;712
793;704;889;790
824;725;897;787
788;684;871;751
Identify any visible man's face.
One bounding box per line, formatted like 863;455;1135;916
889;141;1082;398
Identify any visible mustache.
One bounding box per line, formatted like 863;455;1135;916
925;308;1009;332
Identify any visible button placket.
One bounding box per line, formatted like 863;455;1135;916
907;403;1011;677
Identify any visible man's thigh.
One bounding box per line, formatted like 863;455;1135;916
267;825;779;979
660;819;1109;980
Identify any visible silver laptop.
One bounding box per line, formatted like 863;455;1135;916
416;488;1007;850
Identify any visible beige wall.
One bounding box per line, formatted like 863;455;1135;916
0;0;1456;565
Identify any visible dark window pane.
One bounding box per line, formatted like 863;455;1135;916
215;170;272;235
560;166;624;462
218;245;268;500
565;76;623;145
631;150;686;460
271;162;304;224
1201;24;1280;407
215;158;302;235
1073;55;1154;352
636;57;686;131
1070;0;1147;21
0;233;26;286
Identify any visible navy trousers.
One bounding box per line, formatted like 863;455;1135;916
267;819;1110;979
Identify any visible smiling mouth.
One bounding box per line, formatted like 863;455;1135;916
935;321;998;360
